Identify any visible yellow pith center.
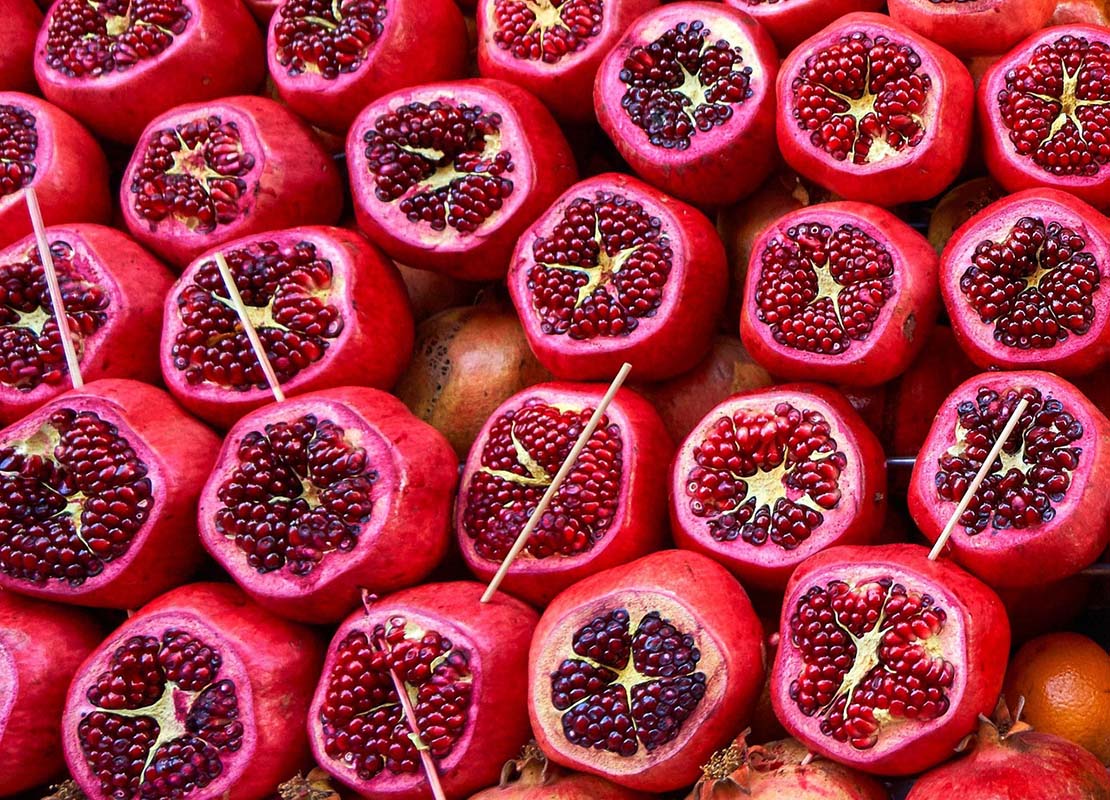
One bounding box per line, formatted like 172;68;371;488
1026;57;1110;147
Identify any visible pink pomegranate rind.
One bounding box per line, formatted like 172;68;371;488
908;370;1110;588
528;549;765;793
508;172;728;381
34;0;265;144
309;582;539;800
594;2;779;207
269;0;469;134
770;543;1011;776
160;226;414;430
198;387;458;623
0;224;175;425
0;0;42;93
722;0;883;53
348;78;578;280
888;0;1054;57
456;381;673;607
740;201;940;386
777;13;974;207
63;582;325;800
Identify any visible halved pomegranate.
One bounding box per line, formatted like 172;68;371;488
34;0;265;144
980;27;1110;208
508;172;728;381
721;0;882;53
888;0;1054;57
0;225;175;425
777;13;974;207
199;387;458;623
0;0;41;93
63;582;325;800
0;378;218;609
269;0;469;134
593;2;779;207
0;92;110;249
528;549;765;792
670;384;886;592
927;176;1005;254
477;0;658;123
122;96;345;269
770;543;1011;776
740;201;940;386
309;582;539;800
348;78;577;281
160;226;413;430
909;370;1110;588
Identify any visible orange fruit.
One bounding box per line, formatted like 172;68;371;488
1004;632;1110;764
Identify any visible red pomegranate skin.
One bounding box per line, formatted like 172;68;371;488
63;582;326;800
528;549;766;793
34;0;265;144
0;224;175;425
0;92;111;250
771;543;1011;776
0;378;220;609
888;0;1054;57
309;582;539;800
723;0;882;53
467;747;653;799
0;0;42;93
246;0;281;21
0;591;103;796
198;387;459;624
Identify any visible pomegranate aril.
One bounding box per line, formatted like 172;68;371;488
273;0;387;80
0;103;36;198
491;0;603;62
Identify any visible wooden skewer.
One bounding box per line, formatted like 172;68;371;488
25;188;83;389
480;362;633;603
213;252;286;404
928;396;1030;561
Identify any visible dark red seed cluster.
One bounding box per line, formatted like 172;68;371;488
171;239;343;391
935;386;1083;534
0;104;37;198
43;0;192;78
788;578;954;750
273;0;387;79
791;32;930;164
998;34;1110;177
527;190;672;340
492;0;603;63
130;115;257;233
363;101;514;234
320;617;473;780
461;400;624;561
549;608;707;755
686;402;846;549
619;20;754;150
0;408;152;586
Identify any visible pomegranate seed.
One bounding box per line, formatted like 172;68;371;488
492;0;603;63
0;103;37;198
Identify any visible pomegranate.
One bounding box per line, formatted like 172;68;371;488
0;0;42;93
160;226;413;430
926;177;1005;254
997;574;1093;643
468;743;652;799
888;0;1054;58
909;370;1110;588
0;224;175;425
940;188;1110;376
508;172;728;381
63;582;325;800
34;0;265;144
0;92;111;249
348;78;577;281
246;0;282;22
740;201;940;386
1050;0;1110;26
477;0;658;123
771;543;1010;776
269;0;468;134
777;13;974;207
670;384;887;592
528;550;764;792
0;591;103;796
721;0;882;53
395;262;478;322
593;2;779;207
309;582;538;800
277;769;340;800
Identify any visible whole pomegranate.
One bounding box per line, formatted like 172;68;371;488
1051;0;1110;25
723;0;883;53
528;549;765;793
887;0;1054;57
926;177;1005;254
468;743;653;799
0;0;41;93
395;262;478;322
63;582;326;800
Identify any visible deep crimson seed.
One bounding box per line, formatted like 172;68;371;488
273;0;387;79
0;104;37;198
492;0;603;63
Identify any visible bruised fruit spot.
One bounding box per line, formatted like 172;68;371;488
492;0;603;63
273;0;387;79
685;402;846;549
319;617;473;780
549;608;707;755
171;240;343;391
461;400;623;561
788;578;954;750
0;104;37;198
935;386;1082;534
77;629;244;800
527;191;672;340
0;409;152;586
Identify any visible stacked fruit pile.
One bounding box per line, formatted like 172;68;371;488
3;0;1110;798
